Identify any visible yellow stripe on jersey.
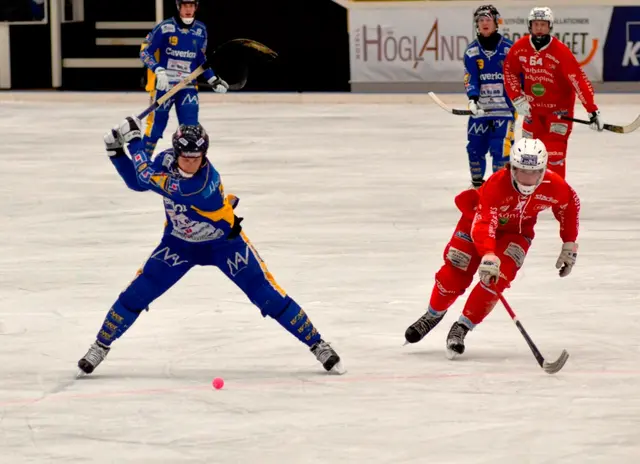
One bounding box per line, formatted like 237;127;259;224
240;231;287;297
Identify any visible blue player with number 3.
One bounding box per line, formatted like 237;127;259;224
463;5;515;188
77;116;345;375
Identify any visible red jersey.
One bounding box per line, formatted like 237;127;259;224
454;168;580;256
503;36;597;114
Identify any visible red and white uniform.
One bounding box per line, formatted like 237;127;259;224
428;167;580;327
503;36;598;178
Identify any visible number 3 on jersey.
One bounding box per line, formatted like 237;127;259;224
529;56;543;66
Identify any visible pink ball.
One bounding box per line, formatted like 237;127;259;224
212;377;224;390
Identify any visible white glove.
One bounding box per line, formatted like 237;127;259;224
478;253;501;286
104;126;123;157
512;95;531;117
208;76;229;94
116;116;143;144
468;99;485;116
589;110;604;132
556;242;578;277
154;67;170;91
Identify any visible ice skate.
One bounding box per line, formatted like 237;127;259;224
404;310;446;344
78;341;110;374
446;322;470;360
311;340;345;375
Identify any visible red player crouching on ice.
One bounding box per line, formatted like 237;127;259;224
404;138;580;358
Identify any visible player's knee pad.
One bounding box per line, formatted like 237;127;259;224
97;299;145;346
435;263;475;297
245;276;289;318
119;273;158;312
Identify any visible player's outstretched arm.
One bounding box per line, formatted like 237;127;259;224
104;126;148;192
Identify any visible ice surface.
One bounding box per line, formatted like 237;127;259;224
1;94;639;463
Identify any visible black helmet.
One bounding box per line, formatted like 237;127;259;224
474;5;500;28
172;124;209;158
175;0;198;9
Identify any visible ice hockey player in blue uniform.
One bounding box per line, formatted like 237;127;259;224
140;0;228;157
463;5;515;188
77;117;345;375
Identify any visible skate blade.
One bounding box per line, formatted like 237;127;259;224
329;361;346;375
445;348;461;360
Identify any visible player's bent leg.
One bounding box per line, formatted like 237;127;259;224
446;234;531;357
489;118;514;172
216;232;343;373
142;89;172;157
405;224;479;344
78;238;194;374
175;89;199;125
540;117;572;179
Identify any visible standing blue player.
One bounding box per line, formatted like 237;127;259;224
77;117;344;375
463;5;515;188
140;0;228;157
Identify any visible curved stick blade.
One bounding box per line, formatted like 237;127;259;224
542;350;569;374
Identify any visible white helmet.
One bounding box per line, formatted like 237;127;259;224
510;138;548;196
528;7;554;32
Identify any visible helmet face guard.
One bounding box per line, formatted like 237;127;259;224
509;139;548;195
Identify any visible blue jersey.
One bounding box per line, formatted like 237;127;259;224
111;141;236;244
463;35;513;119
140;18;215;92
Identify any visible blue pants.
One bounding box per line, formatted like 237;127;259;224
95;232;322;348
142;88;200;157
466;117;514;183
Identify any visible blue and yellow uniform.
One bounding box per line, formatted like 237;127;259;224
94;124;325;353
464;30;514;187
140;17;215;157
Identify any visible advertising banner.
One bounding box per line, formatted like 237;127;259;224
603;6;640;82
348;7;475;83
349;6;612;83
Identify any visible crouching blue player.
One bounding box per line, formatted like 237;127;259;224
78;117;344;375
464;5;515;188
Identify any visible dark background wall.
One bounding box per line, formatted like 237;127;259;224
6;0;350;91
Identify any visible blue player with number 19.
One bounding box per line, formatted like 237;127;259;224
463;5;515;188
77;116;345;375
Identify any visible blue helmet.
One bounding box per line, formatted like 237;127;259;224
172;124;209;159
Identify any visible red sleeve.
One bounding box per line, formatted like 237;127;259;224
552;181;580;243
503;40;524;102
470;179;500;256
557;42;598;113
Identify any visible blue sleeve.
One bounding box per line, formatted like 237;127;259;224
140;23;165;72
127;142;224;211
198;26;215;81
463;48;481;100
109;150;149;192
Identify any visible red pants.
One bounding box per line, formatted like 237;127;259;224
522;110;573;179
428;216;531;327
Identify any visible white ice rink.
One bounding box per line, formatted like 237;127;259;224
1;92;639;463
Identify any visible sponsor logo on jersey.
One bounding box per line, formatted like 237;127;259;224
479;72;503;80
531;82;546;96
165;47;197;59
227;246;250;277
169;36;178;46
466;46;479;57
477;59;484;69
161;23;176;34
151;246;188;267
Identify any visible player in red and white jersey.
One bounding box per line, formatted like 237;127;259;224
404;138;580;358
503;6;604;178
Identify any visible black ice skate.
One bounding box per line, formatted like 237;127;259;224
446;322;470;360
471;178;485;189
404;310;446;344
311;340;345;375
78;341;111;374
